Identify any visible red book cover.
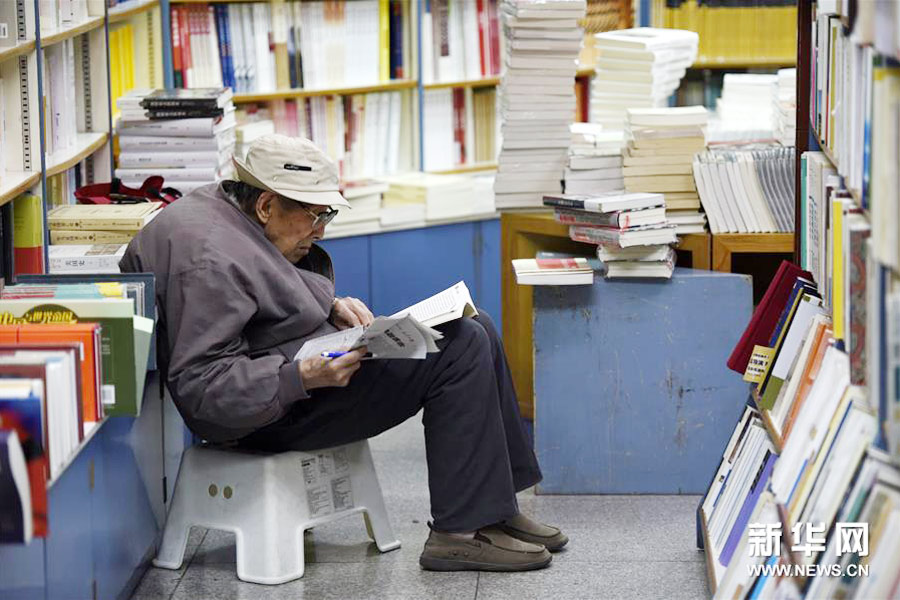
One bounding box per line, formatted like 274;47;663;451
179;6;192;87
726;261;814;374
452;88;466;165
13;248;43;277
487;0;500;75
171;6;183;87
13;324;103;423
476;0;487;77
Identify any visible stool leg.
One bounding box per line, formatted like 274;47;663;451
355;444;401;553
234;515;306;585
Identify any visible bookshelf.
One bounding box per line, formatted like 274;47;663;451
0;41;36;63
232;79;419;103
422;77;502;90
40;15;106;47
45;132;109;177
108;0;161;24
698;0;900;595
711;233;795;272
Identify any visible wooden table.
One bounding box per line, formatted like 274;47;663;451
500;211;711;419
711;233;795;272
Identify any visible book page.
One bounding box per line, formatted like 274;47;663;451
391;281;478;328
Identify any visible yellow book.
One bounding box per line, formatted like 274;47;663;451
271;0;290;90
832;197;845;341
124;24;135;93
109;27;122;117
47;203;163;231
379;0;390;82
13;195;44;249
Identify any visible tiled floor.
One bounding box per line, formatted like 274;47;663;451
131;416;709;600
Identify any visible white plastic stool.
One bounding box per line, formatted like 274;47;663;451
153;440;401;584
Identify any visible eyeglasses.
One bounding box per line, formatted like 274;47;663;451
299;204;339;228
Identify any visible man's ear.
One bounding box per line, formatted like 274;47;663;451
256;191;276;225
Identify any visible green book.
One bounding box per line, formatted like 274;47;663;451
0;298;139;416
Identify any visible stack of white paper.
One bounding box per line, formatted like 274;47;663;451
624;106;708;233
564;123;625;195
773;68;797;146
494;0;586;209
589;27;698;130
707;73;778;144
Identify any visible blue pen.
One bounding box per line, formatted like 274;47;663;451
320;351;348;359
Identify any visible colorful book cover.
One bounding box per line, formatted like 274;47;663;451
0;298;138;417
0;379;47;537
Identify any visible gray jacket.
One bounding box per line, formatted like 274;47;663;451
120;183;339;443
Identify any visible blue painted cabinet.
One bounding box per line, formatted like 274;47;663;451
0;376;170;600
370;223;479;315
533;269;753;494
320;218;502;327
318;234;371;306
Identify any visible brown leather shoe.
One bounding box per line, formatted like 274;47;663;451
419;524;552;572
497;514;569;552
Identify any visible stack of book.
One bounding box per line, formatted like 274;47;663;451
564;123;624;195
589;27;698;130
493;0;585;210
115;88;236;194
543;191;677;279
0;275;156;542
46;202;164;273
380;172;483;226
234;119;274;161
624;106;708;234
773;68;797;147
325;180;387;238
694;146;796;234
707;73;777;144
512;256;595;285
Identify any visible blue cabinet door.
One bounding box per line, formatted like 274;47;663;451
369;223;478;316
318;236;371;305
92;398;163;599
475;218;501;328
45;442;96;600
0;539;46;600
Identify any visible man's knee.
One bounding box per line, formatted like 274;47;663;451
473;308;499;341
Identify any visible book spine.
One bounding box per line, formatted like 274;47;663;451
49;254;123;273
378;0;390;82
179;4;192;88
50;230;136;245
476;0;487;77
389;0;403;79
12;195;45;276
543;198;586;210
48;218;148;231
146;108;224;119
487;0;500;76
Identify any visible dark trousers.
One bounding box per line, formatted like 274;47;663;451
240;311;543;532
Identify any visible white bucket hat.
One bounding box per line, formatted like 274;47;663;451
232;134;349;207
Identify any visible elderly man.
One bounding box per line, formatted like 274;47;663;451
121;135;567;572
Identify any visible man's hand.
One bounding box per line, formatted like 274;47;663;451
330;296;374;329
299;347;367;391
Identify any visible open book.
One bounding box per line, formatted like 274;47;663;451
295;281;478;360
